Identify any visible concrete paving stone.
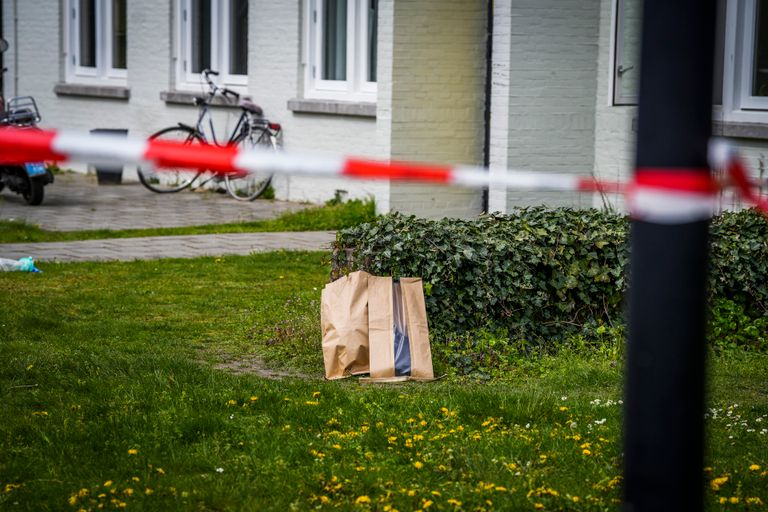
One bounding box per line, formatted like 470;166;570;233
0;174;338;262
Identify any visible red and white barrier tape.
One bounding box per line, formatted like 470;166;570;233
0;128;764;222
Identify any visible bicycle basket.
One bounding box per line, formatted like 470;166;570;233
5;96;41;126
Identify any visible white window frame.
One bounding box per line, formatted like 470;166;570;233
177;0;248;91
723;0;768;122
65;0;127;85
304;0;377;102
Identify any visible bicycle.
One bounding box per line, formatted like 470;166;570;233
138;69;281;201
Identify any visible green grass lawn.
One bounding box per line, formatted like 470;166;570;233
0;198;375;243
0;254;766;511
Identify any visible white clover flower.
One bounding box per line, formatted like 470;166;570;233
215;467;224;473
594;418;607;425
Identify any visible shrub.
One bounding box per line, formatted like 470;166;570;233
331;207;768;351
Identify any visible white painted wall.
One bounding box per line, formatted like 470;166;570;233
1;0;390;210
489;0;602;213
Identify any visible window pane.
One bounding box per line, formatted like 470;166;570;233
322;0;347;81
614;0;641;104
79;0;97;68
368;0;377;82
753;0;768;97
229;0;248;75
112;0;127;69
191;0;212;73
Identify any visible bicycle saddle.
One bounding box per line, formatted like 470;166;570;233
239;97;263;116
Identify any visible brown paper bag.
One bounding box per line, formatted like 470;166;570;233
320;271;370;379
368;276;434;380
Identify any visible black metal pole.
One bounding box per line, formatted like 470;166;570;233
623;1;716;511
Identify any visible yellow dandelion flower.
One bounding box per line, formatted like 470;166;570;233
582;449;592;456
103;480;113;487
123;488;134;496
572;496;580;502
305;401;319;406
422;499;433;508
68;495;78;506
495;486;507;492
97;493;106;499
447;498;462;506
249;396;258;402
332;444;342;450
719;497;727;504
710;475;728;491
408;490;416;497
559;406;568;412
227;399;237;406
729;497;740;504
127;448;138;455
355;495;371;505
77;488;89;498
431;491;441;497
420;420;427;427
319;495;330;504
144;488;154;495
749;464;761;471
313;391;321;398
156;468;165;475
703;466;713;473
746;497;764;506
131;477;140;483
414;461;424;469
534;504;544;510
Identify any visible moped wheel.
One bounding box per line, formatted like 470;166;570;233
224;129;274;201
23;178;44;205
138;126;204;193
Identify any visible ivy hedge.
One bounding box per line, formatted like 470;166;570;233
330;207;768;350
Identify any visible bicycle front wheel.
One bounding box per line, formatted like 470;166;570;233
138;126;204;193
224;129;275;201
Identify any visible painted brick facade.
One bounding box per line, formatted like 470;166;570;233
387;0;487;219
488;0;601;213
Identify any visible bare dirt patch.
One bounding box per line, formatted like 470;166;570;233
212;353;312;380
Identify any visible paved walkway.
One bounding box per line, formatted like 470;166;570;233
0;173;336;262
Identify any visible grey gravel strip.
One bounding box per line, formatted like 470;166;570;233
0;231;337;262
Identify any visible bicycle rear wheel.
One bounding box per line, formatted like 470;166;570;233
224;129;275;201
138;126;204;193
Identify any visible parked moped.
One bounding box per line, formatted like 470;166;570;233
0;38;53;205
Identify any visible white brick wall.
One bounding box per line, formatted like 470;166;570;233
387;0;487;219
489;0;602;213
1;1;390;209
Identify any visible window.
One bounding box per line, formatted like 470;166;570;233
723;0;768;118
178;0;248;88
67;0;127;83
612;0;641;105
305;0;378;101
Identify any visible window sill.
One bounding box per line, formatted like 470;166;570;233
713;120;768;140
160;90;241;109
287;98;376;118
54;82;130;100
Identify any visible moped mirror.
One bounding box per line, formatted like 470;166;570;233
0;39;8;54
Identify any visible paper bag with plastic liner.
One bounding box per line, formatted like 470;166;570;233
320;271;370;379
367;276;434;381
